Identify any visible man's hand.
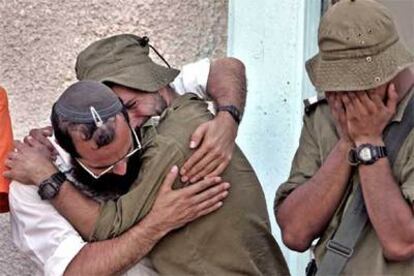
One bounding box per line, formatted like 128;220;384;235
326;92;353;145
180;112;237;183
147;165;230;235
342;84;398;145
3;140;58;185
24;126;58;158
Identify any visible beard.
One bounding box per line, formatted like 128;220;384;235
71;149;141;198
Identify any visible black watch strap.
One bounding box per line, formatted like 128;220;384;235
217;105;242;124
38;172;66;200
348;144;387;166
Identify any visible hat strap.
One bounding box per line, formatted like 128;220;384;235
138;36;172;68
149;44;172;68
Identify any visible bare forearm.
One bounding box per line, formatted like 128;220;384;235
207;57;246;112
358;157;414;260
65;214;167;276
51;182;100;239
277;139;352;251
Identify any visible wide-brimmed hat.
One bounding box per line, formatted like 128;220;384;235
75;34;180;92
306;0;414;92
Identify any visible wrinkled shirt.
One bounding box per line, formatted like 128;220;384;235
9;59;211;276
92;94;290;276
275;88;414;275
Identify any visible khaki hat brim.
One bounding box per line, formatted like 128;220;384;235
98;61;180;92
306;41;414;92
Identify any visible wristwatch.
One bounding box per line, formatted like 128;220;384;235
38;172;67;200
348;144;387;166
217;105;242;124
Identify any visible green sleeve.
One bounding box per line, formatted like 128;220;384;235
274;115;321;213
90;136;186;241
397;131;414;204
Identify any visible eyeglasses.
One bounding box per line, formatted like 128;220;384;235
75;127;141;179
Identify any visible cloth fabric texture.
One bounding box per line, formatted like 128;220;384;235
76;34;179;92
306;0;414;92
92;93;290;276
54;80;124;124
0;87;13;212
8;59;210;276
275;87;414;275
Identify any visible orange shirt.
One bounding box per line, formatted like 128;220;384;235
0;87;13;212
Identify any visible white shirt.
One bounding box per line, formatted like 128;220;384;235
9;58;211;276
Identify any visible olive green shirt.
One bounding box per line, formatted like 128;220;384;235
92;94;289;276
275;89;414;275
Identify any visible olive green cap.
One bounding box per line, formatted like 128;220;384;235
306;0;414;92
75;34;180;92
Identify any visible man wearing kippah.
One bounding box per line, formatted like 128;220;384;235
6;35;289;275
276;0;414;275
6;35;251;275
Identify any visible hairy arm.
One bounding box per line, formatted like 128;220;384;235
5;141;229;274
207;57;246;112
345;87;414;261
357;152;414;261
276;95;354;251
276;138;352;252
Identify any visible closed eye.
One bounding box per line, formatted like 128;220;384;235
124;100;137;110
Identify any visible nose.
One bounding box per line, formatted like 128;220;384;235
112;160;128;175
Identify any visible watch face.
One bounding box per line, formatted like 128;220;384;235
358;147;372;161
39;182;58;200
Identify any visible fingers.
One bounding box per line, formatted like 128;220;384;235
191;182;230;204
183;176;223;195
189;157;223;183
386;83;398;113
180;149;207;181
190;123;208;149
195;202;223;218
356;92;377;113
7;151;19;160
2;170;12;179
159;166;179;193
185;151;220;183
348;92;368;116
28;126;56;154
4;158;14;168
180;123;210;178
206;162;228;178
14;140;28;152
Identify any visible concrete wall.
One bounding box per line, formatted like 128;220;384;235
0;0;227;274
228;0;320;274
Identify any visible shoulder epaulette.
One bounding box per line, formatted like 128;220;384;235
304;95;326;115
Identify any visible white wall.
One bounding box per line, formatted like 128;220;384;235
228;0;321;274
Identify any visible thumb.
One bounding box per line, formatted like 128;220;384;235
190;123;208;149
160;165;179;192
386;83;398;113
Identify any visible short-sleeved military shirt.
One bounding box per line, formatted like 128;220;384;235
275;88;414;275
93;93;290;275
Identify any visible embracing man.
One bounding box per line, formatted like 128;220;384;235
7;34;289;275
276;1;414;275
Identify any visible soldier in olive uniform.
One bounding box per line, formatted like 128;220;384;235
275;0;414;275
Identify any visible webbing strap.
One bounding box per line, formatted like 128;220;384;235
316;95;414;276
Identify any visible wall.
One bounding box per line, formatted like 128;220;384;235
0;0;227;274
228;0;321;274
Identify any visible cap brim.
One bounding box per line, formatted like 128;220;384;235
98;62;180;92
306;41;414;92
